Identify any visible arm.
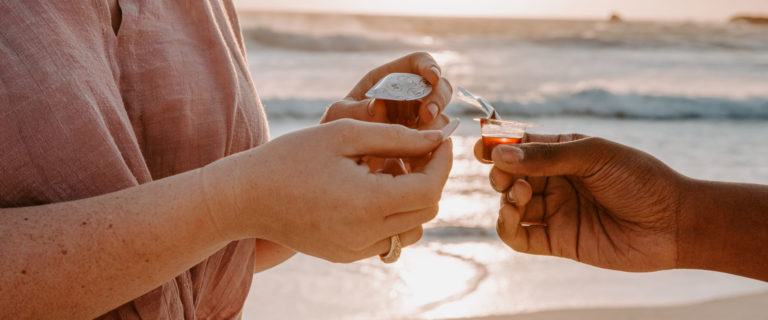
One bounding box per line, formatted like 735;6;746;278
1;169;229;318
2;120;451;318
678;180;768;281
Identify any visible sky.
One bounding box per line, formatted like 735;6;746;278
234;0;768;21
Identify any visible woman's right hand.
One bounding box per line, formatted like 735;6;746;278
203;119;453;263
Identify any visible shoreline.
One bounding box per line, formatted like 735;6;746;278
443;291;768;320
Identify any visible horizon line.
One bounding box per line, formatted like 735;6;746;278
234;7;768;23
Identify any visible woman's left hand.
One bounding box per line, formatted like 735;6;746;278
253;53;452;267
321;51;453;128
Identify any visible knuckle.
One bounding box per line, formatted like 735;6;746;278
570;133;590;141
440;77;453;94
391;124;411;142
326;101;344;114
412;227;424;244
349;233;370;251
427;205;439;221
585;136;608;146
333;119;361;144
421;187;442;205
335;251;357;264
411;51;433;61
526;142;556;161
584;137;616;157
496;219;512;242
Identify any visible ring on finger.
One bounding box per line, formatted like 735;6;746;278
379;235;402;264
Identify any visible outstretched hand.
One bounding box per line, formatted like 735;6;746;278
475;134;685;272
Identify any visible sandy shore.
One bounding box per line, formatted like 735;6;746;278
446;291;768;320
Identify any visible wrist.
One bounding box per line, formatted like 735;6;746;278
676;177;711;269
199;154;258;242
677;178;768;280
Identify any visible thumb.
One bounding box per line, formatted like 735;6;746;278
491;137;615;177
332;120;445;158
322;99;387;123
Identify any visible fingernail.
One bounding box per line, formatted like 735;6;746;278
427;103;439;120
441;118;460;140
430;66;441;79
506;190;517;205
489;175;497;190
499;146;524;163
422;130;443;142
367;99;376;116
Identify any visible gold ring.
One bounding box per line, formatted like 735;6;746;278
379;235;401;264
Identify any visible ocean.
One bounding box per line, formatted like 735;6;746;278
238;11;768;319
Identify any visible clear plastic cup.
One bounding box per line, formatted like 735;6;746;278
475;118;536;162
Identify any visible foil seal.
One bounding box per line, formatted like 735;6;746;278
365;73;432;101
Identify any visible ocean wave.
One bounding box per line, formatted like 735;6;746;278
459;88;768;120
423;226;497;240
261;98;331;119
239;11;768;52
243;27;414;52
261;90;768;121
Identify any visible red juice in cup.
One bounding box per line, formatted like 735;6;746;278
366;73;432;129
477;118;534;162
482;135;523;161
383;100;421;128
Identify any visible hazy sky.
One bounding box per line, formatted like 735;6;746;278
234;0;768;21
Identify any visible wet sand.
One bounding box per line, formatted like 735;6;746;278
244;242;768;319
447;291;768;320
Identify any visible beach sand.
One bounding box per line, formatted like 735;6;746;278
449;292;768;320
244;241;768;320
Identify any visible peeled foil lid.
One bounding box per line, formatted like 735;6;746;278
365;73;432;101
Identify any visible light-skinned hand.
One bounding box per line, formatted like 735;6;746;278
204;119;453;263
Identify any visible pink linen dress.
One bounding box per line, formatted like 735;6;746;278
0;1;268;318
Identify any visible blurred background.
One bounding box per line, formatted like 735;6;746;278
232;1;768;319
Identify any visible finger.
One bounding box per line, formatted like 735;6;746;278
506;179;533;208
498;202;552;255
473;139;493;164
383;205;439;233
419;76;453;123
334;120;445;158
404;115;450;172
497;204;528;252
350;52;441;100
379;158;409;175
491;137;615;178
365;226;424;258
490;166;521;193
407;138;453;181
417;113;449;131
521;194;546;225
382;140;453;212
411;52;442;85
322;99;389;124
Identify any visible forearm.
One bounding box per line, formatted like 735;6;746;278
678;178;768;281
0;168;233;318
